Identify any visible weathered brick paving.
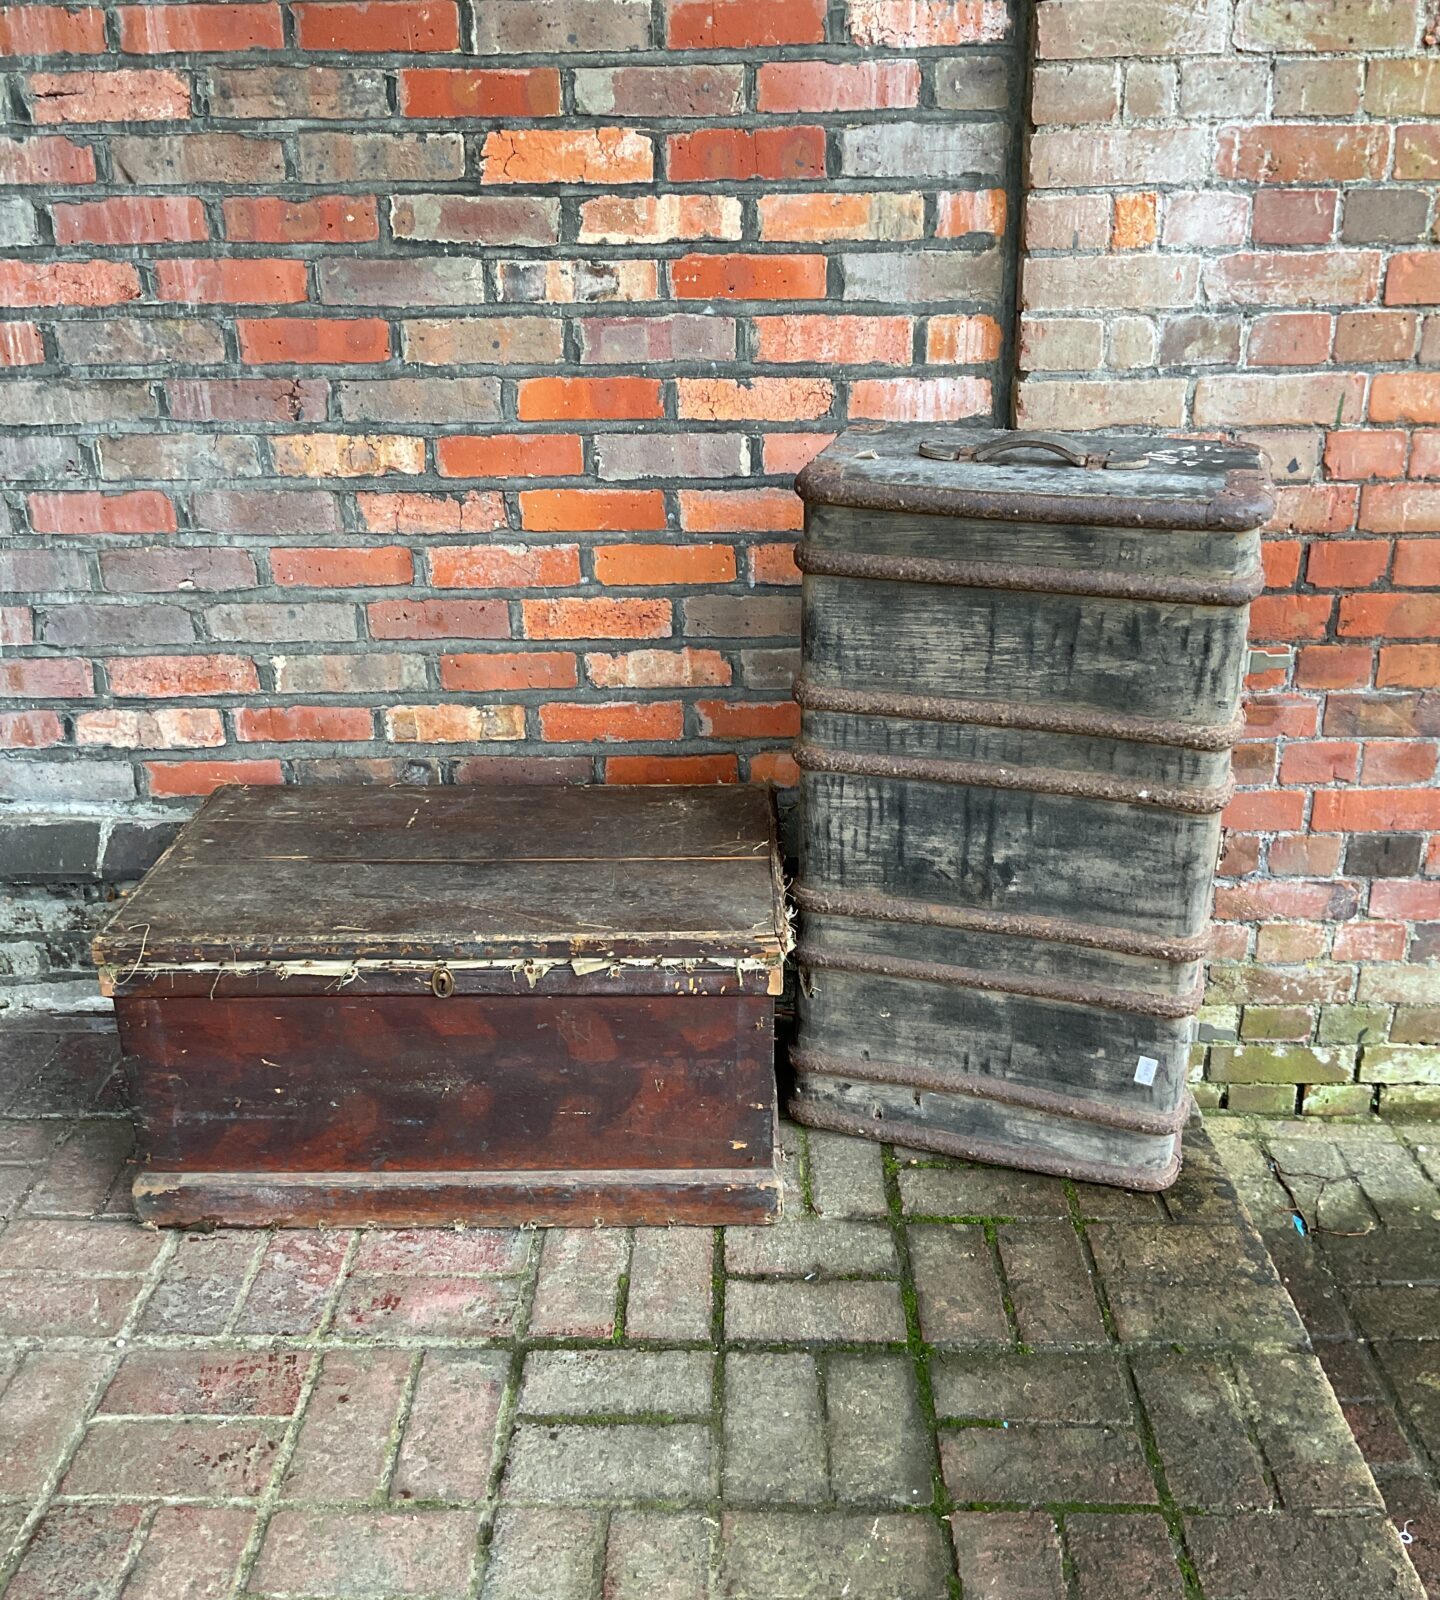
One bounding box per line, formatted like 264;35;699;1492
0;1015;1426;1598
1212;1116;1440;1600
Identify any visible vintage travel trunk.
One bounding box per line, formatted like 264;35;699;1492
93;784;787;1227
789;426;1274;1190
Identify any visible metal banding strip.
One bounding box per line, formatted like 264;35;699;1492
797;544;1264;608
796;742;1233;815
788;1093;1185;1191
790;1045;1192;1136
796;944;1204;1020
794;678;1245;754
793;885;1209;965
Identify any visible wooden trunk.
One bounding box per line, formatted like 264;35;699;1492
93;785;786;1227
789;426;1274;1191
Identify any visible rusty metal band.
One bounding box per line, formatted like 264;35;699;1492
788;1093;1184;1193
790;1044;1192;1136
795;453;1275;534
796;944;1204;1020
796;742;1233;815
793;678;1245;754
796;543;1263;608
793;885;1209;965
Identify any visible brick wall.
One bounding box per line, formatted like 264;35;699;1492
1021;0;1439;1115
0;0;1020;1003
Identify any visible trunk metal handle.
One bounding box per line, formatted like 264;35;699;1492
919;432;1149;470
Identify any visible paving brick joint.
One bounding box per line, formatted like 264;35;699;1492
0;1015;1431;1598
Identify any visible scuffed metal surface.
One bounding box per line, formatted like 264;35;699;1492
795;743;1233;816
794;678;1246;753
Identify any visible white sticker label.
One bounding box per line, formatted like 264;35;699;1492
1134;1055;1159;1086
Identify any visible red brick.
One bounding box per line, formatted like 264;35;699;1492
1333;922;1406;961
578;193;739;244
1261;539;1301;589
1379;645;1440;687
367;599;509;640
679;489;803;533
585;647;730;688
1202;251;1380;307
1221;788;1308;831
1306;538;1389;588
0;323;44;367
540;701;683;742
223;196;378;243
1295;645;1372;689
109;655;258;697
757;191;923;242
168;378;329;424
927;314;1004;363
1386;252;1440;307
670;253;827;300
594;543;734;585
605;753;738;783
1232;740;1277;786
0;259;138;308
519;489;665;533
1246;694;1321;738
1278;740;1359;785
385;704;524;742
762;433;834;474
0;606;33;645
1412;432;1440;477
850;0;1008;45
155;258;307;304
1324;430;1407;481
1337;310;1417;364
1361;485;1440;533
523;598;671;640
429;543;580;588
1339;593;1440;639
117;4;282;50
0;6;105;53
439;651;576;692
677;376;833;421
1217;124;1388;183
273;434;423;477
74;708;225;748
748;543;801;585
1111;191;1157;250
293;1;458;51
28;68;190;123
51;195;207;245
0;710;64;748
437;434;584;479
0;133;95;184
399;68;560;118
757;60;919;112
1371;375;1440;425
1266;834;1341;877
696;699;800;738
238;318;389;365
1395;124;1440;181
271;547;413;587
29;490;175;535
668;126;825;182
481;128;652;185
236;706;373;742
1271;483;1360;535
352;492;499;536
1247;312;1331;367
147;759;283;797
1362;740;1437;786
850;377;991;421
1394;539;1440;586
667;0;825;47
936;190;1007;239
1251;188;1337;245
1370;880;1440;919
749;750;799;785
754;313;911;365
1312;788;1440;831
517;376;662;422
0;658;93;697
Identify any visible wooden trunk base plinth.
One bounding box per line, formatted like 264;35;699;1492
134;1165;782;1229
